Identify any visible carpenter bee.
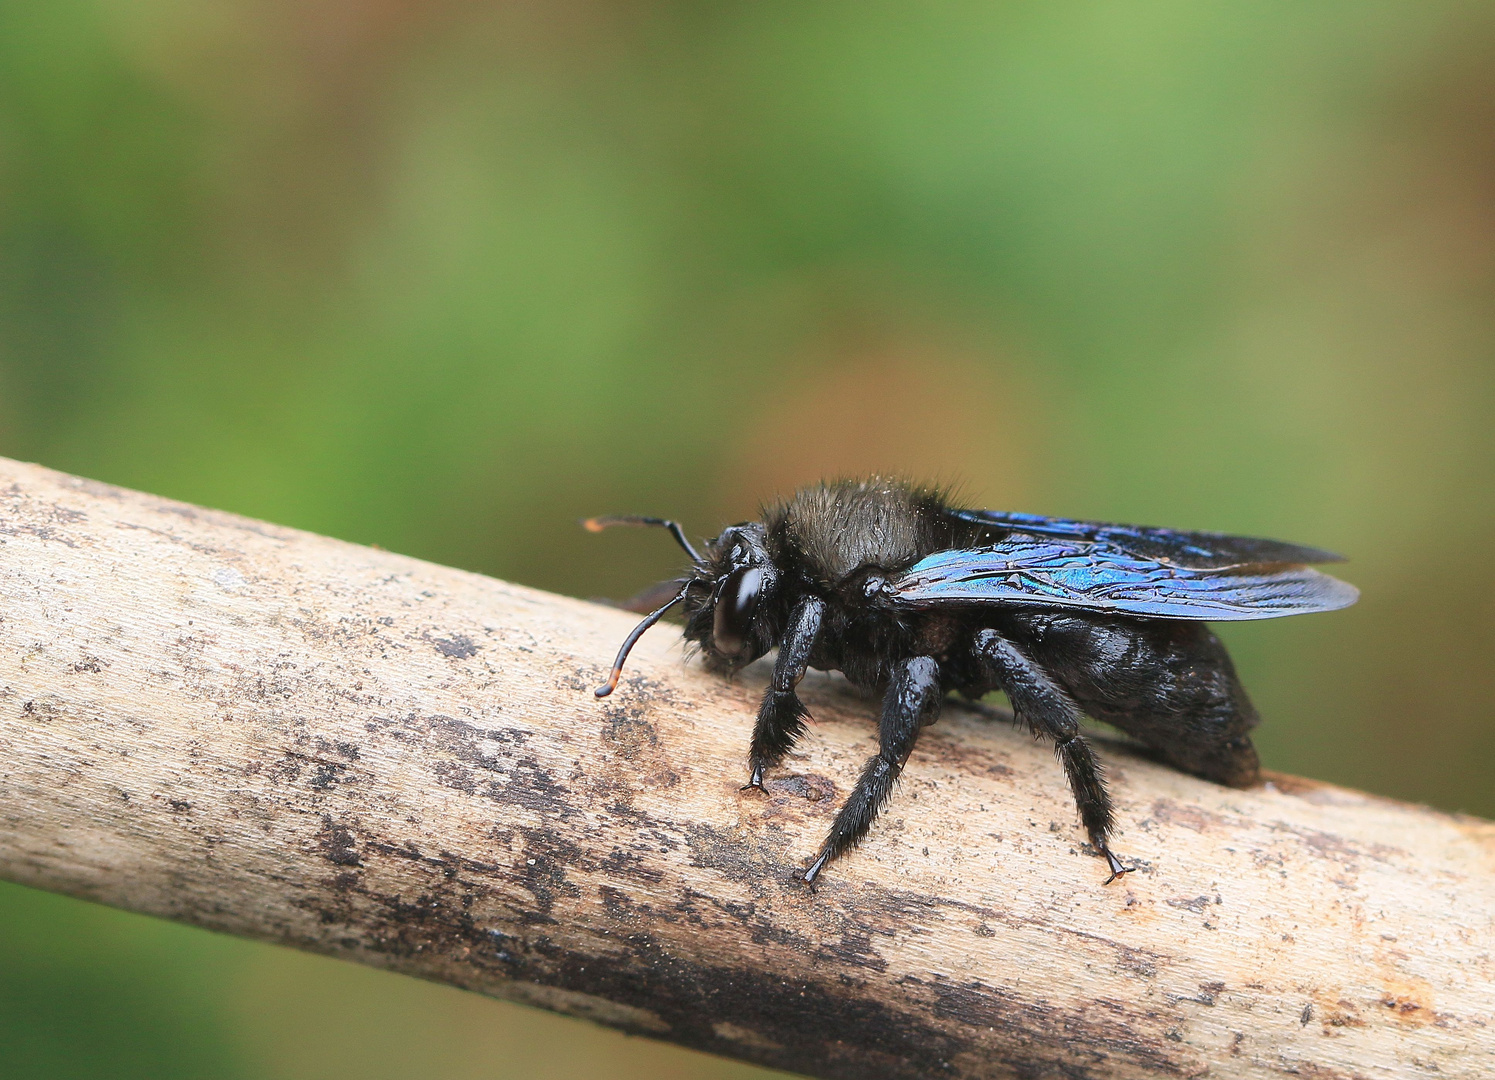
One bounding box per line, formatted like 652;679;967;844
584;479;1357;885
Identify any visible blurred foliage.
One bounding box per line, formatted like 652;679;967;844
1;1;1492;1077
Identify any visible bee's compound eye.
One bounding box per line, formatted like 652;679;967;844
713;566;763;658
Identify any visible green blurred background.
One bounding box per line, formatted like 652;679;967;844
2;1;1492;1076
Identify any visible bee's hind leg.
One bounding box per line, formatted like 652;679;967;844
972;629;1131;884
803;655;943;885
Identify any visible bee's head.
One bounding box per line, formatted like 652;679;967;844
683;522;780;671
583;513;779;697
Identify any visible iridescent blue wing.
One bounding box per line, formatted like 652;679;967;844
890;536;1358;621
945;509;1343;570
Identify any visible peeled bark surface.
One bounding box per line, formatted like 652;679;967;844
0;456;1490;1080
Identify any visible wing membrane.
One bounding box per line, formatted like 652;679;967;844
946;509;1344;570
892;536;1358;621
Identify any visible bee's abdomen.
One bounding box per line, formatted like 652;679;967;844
993;609;1260;787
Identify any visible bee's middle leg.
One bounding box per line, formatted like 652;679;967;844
972;629;1130;883
803;655;943;884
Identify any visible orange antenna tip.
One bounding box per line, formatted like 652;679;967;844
589;585;688;702
581;515;702;562
594;669;622;697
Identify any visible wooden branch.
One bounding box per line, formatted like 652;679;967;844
0;457;1490;1080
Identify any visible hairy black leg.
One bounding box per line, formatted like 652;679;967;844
744;596;826;790
803;655;943;885
973;629;1131;883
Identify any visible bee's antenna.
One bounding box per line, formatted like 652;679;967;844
582;515;702;563
593;584;689;698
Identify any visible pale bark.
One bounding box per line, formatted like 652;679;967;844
0;457;1490;1080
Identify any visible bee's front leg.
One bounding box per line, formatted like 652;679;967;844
744;596;825;790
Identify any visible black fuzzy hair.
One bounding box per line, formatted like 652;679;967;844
762;476;962;585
